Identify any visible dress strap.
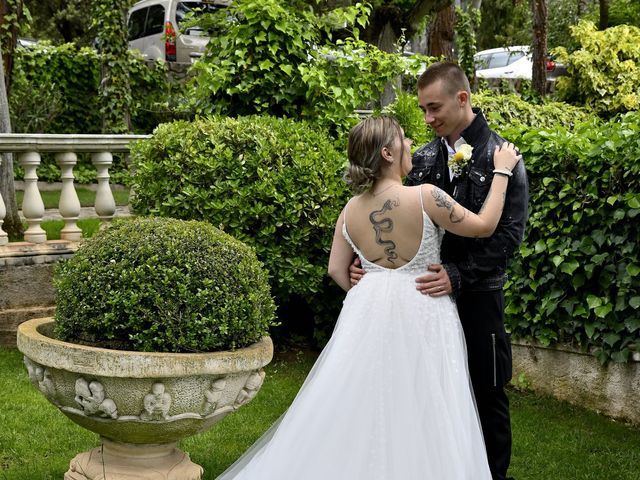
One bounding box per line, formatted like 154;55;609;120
419;184;425;213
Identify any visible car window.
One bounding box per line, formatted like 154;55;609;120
128;8;148;41
176;2;226;29
488;51;510;68
145;4;166;36
507;51;526;65
475;54;491;70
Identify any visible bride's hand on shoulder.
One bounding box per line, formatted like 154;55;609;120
493;142;522;173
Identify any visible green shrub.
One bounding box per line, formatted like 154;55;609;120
129;116;351;340
10;43;177;184
473;91;595;130
187;0;431;133
553;21;640;115
10;43;174;135
501;112;640;363
54;217;276;352
383;90;593;145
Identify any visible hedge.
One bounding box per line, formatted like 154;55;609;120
128;115;351;341
500;112;640;363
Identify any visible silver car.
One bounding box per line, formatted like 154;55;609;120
127;0;230;64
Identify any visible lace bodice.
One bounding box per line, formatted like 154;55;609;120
342;210;444;275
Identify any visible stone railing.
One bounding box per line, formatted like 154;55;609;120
0;134;149;258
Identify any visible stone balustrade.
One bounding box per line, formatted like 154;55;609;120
0;134;149;260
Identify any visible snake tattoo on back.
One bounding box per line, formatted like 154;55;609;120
369;199;401;263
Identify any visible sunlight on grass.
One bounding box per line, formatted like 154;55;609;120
38;218;102;241
1;347;639;479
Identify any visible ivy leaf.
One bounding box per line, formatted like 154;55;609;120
587;295;602;309
595;304;613;318
630;297;640;309
603;332;620;346
560;260;579;274
626;264;640;277
625;317;640;332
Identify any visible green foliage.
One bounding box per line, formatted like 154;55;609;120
188;0;322;117
383;90;593;139
455;6;481;83
473;90;594;130
11;43;171;135
187;0;431;133
553;21;640;115
54;217;276;352
382;90;431;147
499;111;640;363
10;43;173;184
92;0;132;133
128;115;351;340
0;0;29;55
608;0;640;27
24;0;95;46
477;0;531;50
301;39;434;132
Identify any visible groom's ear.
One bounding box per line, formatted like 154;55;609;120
457;91;469;108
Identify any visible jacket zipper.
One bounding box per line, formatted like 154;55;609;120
491;333;497;387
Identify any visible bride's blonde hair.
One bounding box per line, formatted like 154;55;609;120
345;116;403;193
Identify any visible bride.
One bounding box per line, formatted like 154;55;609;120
217;116;521;479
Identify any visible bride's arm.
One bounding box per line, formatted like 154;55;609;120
422;143;520;238
328;209;353;292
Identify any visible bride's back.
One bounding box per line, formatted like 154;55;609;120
345;186;425;269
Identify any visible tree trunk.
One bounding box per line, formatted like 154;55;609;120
427;3;456;60
0;42;22;239
598;0;608;30
576;0;589;16
531;0;548;97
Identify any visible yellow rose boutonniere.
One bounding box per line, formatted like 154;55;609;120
449;141;473;176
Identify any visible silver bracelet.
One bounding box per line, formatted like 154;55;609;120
493;168;513;177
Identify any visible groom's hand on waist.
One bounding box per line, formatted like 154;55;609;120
416;264;452;297
349;257;365;286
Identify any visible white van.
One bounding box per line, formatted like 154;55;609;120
127;0;230;64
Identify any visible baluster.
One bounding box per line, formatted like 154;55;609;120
19;151;46;243
55;152;82;241
91;151;116;222
0;156;7;245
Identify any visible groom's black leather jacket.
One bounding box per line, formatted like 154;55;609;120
406;108;529;296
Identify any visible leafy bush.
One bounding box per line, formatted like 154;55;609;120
553;21;640;115
501;112;640;363
10;43;177;184
473;91;595;130
129;115;351;339
54;217;276;352
383;90;593;145
187;0;431;132
10;43;174;135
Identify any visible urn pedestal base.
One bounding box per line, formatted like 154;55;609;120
64;438;203;480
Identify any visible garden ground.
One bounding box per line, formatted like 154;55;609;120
1;347;639;479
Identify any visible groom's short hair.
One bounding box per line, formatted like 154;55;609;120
417;62;471;96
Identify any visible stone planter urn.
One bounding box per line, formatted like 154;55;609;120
17;317;273;480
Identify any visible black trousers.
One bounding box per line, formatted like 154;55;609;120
457;289;513;480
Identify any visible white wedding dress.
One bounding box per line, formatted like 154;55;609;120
217;193;492;479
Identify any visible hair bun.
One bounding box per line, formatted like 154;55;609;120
344;164;375;193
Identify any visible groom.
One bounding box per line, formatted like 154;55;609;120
350;62;528;480
410;62;527;480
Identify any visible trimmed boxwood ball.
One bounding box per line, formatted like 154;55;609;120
53;217;276;353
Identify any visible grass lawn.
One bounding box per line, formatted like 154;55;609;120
15;187;130;210
1;347;639;479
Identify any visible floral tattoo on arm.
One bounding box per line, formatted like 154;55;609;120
431;187;465;223
369;199;400;263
